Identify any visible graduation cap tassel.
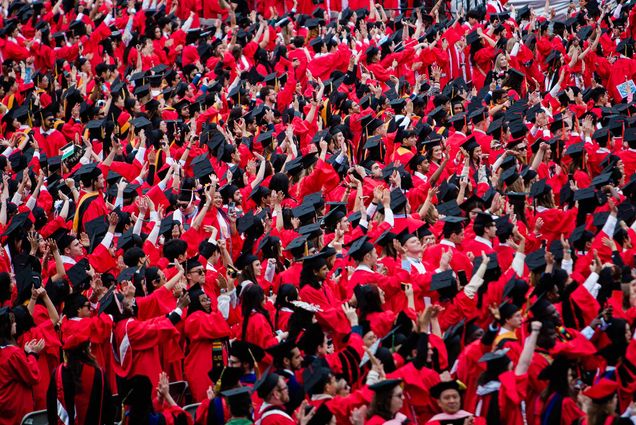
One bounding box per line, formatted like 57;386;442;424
248;348;261;379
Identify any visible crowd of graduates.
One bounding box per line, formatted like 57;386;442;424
3;0;636;424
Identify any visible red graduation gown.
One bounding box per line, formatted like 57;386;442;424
476;371;528;425
299;283;352;336
0;345;40;425
243;310;279;349
113;316;182;393
47;362;111;425
183;310;231;402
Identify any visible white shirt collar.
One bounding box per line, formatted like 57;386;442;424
474;236;493;248
355;264;374;273
60;255;77;265
440;239;456;247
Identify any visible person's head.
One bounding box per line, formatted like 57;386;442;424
260;86;277;105
355;284;384;318
185;259;205;285
300;254;329;288
409;155;430;175
0;308;14;344
431;381;463;415
400;233;423;257
495;52;508;70
241;283;266;311
259;374;289;405
499;303;522;329
187;284;211;314
269;275;293;302
224;387;253;419
584;379;619;425
163;238;188;262
63;293;91;319
122;247;147;268
473;212;497;239
443;220;465;244
478;350;513;385
368;380;404;420
60;234;84;258
350;238;378;267
123;375;155;419
144;266;165;294
79;167;104;191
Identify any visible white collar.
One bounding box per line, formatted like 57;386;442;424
60;255;77;265
355;264;374;273
440;239;456;247
414;171;427;181
474;236;493;248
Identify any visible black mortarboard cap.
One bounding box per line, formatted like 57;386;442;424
530;179;550;198
525;248;547;271
369;379;402;392
436;200;462;217
66;258;91;290
191;154;214;180
466;31;480;45
347;236;374;261
84;216;109;253
430;270;456;291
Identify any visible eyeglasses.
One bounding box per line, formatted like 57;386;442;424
277;386;289;392
178;203;189;209
189;269;205;275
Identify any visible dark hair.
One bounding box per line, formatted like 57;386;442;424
274;284;298;328
358;286;383;321
368;385;398;421
63;293;89;318
226;392;252;419
163;239;188;262
473;222;486;237
144;266;161;295
12;305;34;338
299;257;327;289
65;343;100;388
0;311;13;345
240;284;274;340
238;260;259;287
123;247;146;267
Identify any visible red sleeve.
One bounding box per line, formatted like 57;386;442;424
185;311;231;340
9;349;40;386
245;312;278;349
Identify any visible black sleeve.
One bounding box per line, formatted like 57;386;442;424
612;250;624;267
46;368;58;425
167;311;181;325
146;164;156;186
343;66;357;85
101;370;115;425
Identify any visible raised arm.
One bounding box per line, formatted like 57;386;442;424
515;321;542;376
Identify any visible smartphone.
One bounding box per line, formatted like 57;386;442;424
228;202;236;215
457;271;468;287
